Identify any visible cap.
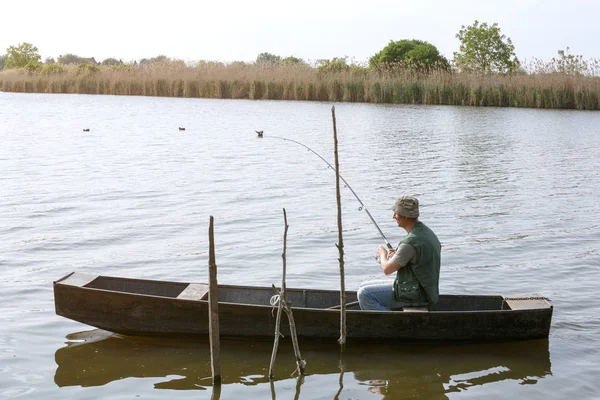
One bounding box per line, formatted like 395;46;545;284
391;195;419;218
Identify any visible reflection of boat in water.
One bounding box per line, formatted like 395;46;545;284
54;329;551;396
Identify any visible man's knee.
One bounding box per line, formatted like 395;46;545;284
357;285;374;309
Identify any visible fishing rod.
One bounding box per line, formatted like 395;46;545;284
265;135;393;250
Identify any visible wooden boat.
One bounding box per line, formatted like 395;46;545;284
54;272;553;343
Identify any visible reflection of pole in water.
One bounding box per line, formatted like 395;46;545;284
270;375;303;400
270;379;276;400
293;376;303;400
210;384;221;400
334;350;345;400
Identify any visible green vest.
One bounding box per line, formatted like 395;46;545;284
393;221;442;304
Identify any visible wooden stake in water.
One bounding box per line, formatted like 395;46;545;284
269;208;306;377
268;208;289;378
331;105;347;345
208;216;221;385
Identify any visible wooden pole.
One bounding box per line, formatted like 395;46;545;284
208;216;221;385
332;105;346;345
269;208;305;377
268;208;289;378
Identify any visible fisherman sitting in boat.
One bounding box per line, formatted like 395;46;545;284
357;195;441;311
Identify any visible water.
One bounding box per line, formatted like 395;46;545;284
1;92;599;399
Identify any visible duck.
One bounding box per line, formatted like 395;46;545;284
179;127;186;131
82;128;90;132
255;130;263;138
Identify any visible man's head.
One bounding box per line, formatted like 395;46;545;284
391;195;420;219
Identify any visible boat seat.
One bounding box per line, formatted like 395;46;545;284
177;283;209;300
503;295;551;310
402;306;429;312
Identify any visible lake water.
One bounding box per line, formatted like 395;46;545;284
1;92;599;399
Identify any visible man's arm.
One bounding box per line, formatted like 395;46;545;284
377;244;416;275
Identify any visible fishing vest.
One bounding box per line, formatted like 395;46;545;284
394;221;442;304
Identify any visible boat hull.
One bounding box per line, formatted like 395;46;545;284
54;272;552;343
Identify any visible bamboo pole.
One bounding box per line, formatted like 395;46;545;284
331;105;347;345
208;215;221;386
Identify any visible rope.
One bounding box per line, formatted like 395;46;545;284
270;294;281;307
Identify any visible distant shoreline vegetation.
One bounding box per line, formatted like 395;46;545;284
2;22;600;111
1;59;599;110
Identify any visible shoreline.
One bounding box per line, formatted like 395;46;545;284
1;63;598;110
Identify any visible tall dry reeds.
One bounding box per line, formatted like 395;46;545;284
1;60;599;110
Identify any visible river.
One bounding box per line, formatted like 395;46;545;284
1;92;599;399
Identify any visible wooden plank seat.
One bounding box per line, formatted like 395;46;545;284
402;306;429;312
503;295;551;311
177;283;209;300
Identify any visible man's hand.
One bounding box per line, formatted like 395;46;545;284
377;245;388;260
377;245;395;259
378;245;401;275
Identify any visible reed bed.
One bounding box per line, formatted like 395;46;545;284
1;61;598;110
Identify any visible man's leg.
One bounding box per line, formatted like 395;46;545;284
357;280;399;311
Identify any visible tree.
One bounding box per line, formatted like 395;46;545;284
550;47;588;75
316;57;350;73
0;54;6;70
369;39;449;70
4;42;41;69
282;56;305;64
58;53;86;64
256;52;281;64
139;55;169;65
101;57;123;66
44;56;56;64
453;20;519;74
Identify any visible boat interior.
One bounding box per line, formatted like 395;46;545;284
78;275;533;312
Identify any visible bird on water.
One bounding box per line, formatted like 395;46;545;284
255;130;263;138
83;128;90;132
179;127;186;131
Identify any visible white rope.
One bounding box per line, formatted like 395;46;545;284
270;294;281;307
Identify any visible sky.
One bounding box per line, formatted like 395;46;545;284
1;0;598;65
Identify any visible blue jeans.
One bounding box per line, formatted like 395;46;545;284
357;280;428;311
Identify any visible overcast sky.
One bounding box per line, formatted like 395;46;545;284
1;0;598;64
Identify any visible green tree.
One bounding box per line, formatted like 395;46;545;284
282;56;305;64
44;56;56;64
369;39;449;70
139;55;169;65
256;52;281;64
453;20;519;74
316;57;350;73
4;42;41;69
0;54;6;70
101;57;123;66
550;47;588;75
58;53;86;64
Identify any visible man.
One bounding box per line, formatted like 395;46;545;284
357;195;441;311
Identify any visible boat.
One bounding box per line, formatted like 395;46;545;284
53;272;553;343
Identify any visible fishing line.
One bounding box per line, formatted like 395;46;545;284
265;135;393;250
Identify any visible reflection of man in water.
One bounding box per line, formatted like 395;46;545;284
357;195;442;311
355;371;449;399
